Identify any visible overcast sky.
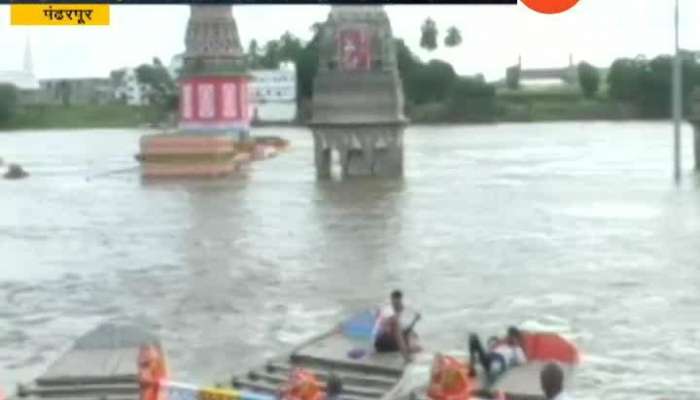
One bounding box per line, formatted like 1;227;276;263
1;0;699;81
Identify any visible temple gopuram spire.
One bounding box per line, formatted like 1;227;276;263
137;5;251;178
182;6;246;74
310;5;407;178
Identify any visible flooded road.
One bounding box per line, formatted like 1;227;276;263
1;122;699;400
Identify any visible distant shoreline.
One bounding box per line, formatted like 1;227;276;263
1;117;674;133
0;96;658;132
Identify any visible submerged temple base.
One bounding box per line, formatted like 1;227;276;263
138;134;237;178
696;129;700;171
313;128;403;179
687;88;700;171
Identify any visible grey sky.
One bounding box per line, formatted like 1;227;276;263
1;0;699;81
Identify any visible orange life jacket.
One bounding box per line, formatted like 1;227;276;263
427;354;474;400
138;345;169;400
281;368;325;400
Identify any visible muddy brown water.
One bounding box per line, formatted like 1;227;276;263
1;122;699;400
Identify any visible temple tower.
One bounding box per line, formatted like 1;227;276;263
137;5;250;178
179;5;251;140
310;6;407;179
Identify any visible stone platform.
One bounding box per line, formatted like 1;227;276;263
137;134;237;178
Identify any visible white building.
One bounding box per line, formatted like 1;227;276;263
248;62;297;123
0;38;42;104
112;68;148;106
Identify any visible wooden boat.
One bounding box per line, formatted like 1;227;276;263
408;330;579;400
231;308;413;400
486;332;579;397
14;323;159;400
231;309;580;400
12;312;578;400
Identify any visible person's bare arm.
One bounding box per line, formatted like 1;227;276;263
391;317;412;362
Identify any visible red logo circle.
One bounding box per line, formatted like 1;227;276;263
521;0;580;14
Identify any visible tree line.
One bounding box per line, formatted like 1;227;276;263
507;51;700;120
248;19;493;122
4;20;700;126
607;52;700;118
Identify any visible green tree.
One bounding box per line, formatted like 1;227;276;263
640;56;673;118
607;58;645;102
279;32;304;62
394;40;459;106
110;69;126;85
446;77;496;122
395;38;422;109
420;18;438;51
135;57;178;122
444;26;462;48
577;61;600;98
0;84;18;125
607;54;700;118
395;39;421;76
311;22;324;37
248;39;260;68
506;65;520;90
296;26;321;102
59;80;71;107
416;60;457;104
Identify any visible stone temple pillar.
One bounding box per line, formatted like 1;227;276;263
310;6;408;179
137;5;250;178
688;88;700;171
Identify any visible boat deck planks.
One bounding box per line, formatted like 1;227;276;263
18;323;156;400
41;349;139;382
233;327;405;400
292;334;404;377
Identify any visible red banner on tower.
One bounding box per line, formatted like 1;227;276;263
338;29;371;72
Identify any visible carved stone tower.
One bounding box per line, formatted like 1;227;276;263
137;5;249;178
310;6;408;179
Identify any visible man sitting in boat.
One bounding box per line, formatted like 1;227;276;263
468;326;527;379
372;290;422;362
540;362;572;400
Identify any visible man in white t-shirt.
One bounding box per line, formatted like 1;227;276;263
540;362;573;400
373;290;421;362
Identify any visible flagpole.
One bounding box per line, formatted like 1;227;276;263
673;0;682;183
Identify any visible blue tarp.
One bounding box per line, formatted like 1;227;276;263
341;309;378;340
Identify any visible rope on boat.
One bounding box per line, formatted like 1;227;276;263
86;166;140;180
156;380;275;400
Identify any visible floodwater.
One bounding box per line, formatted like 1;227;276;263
1;122;699;400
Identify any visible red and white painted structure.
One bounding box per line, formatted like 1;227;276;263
179;76;251;134
137;5;253;178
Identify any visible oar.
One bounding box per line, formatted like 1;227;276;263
404;312;422;334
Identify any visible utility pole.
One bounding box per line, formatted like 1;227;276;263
672;0;682;183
